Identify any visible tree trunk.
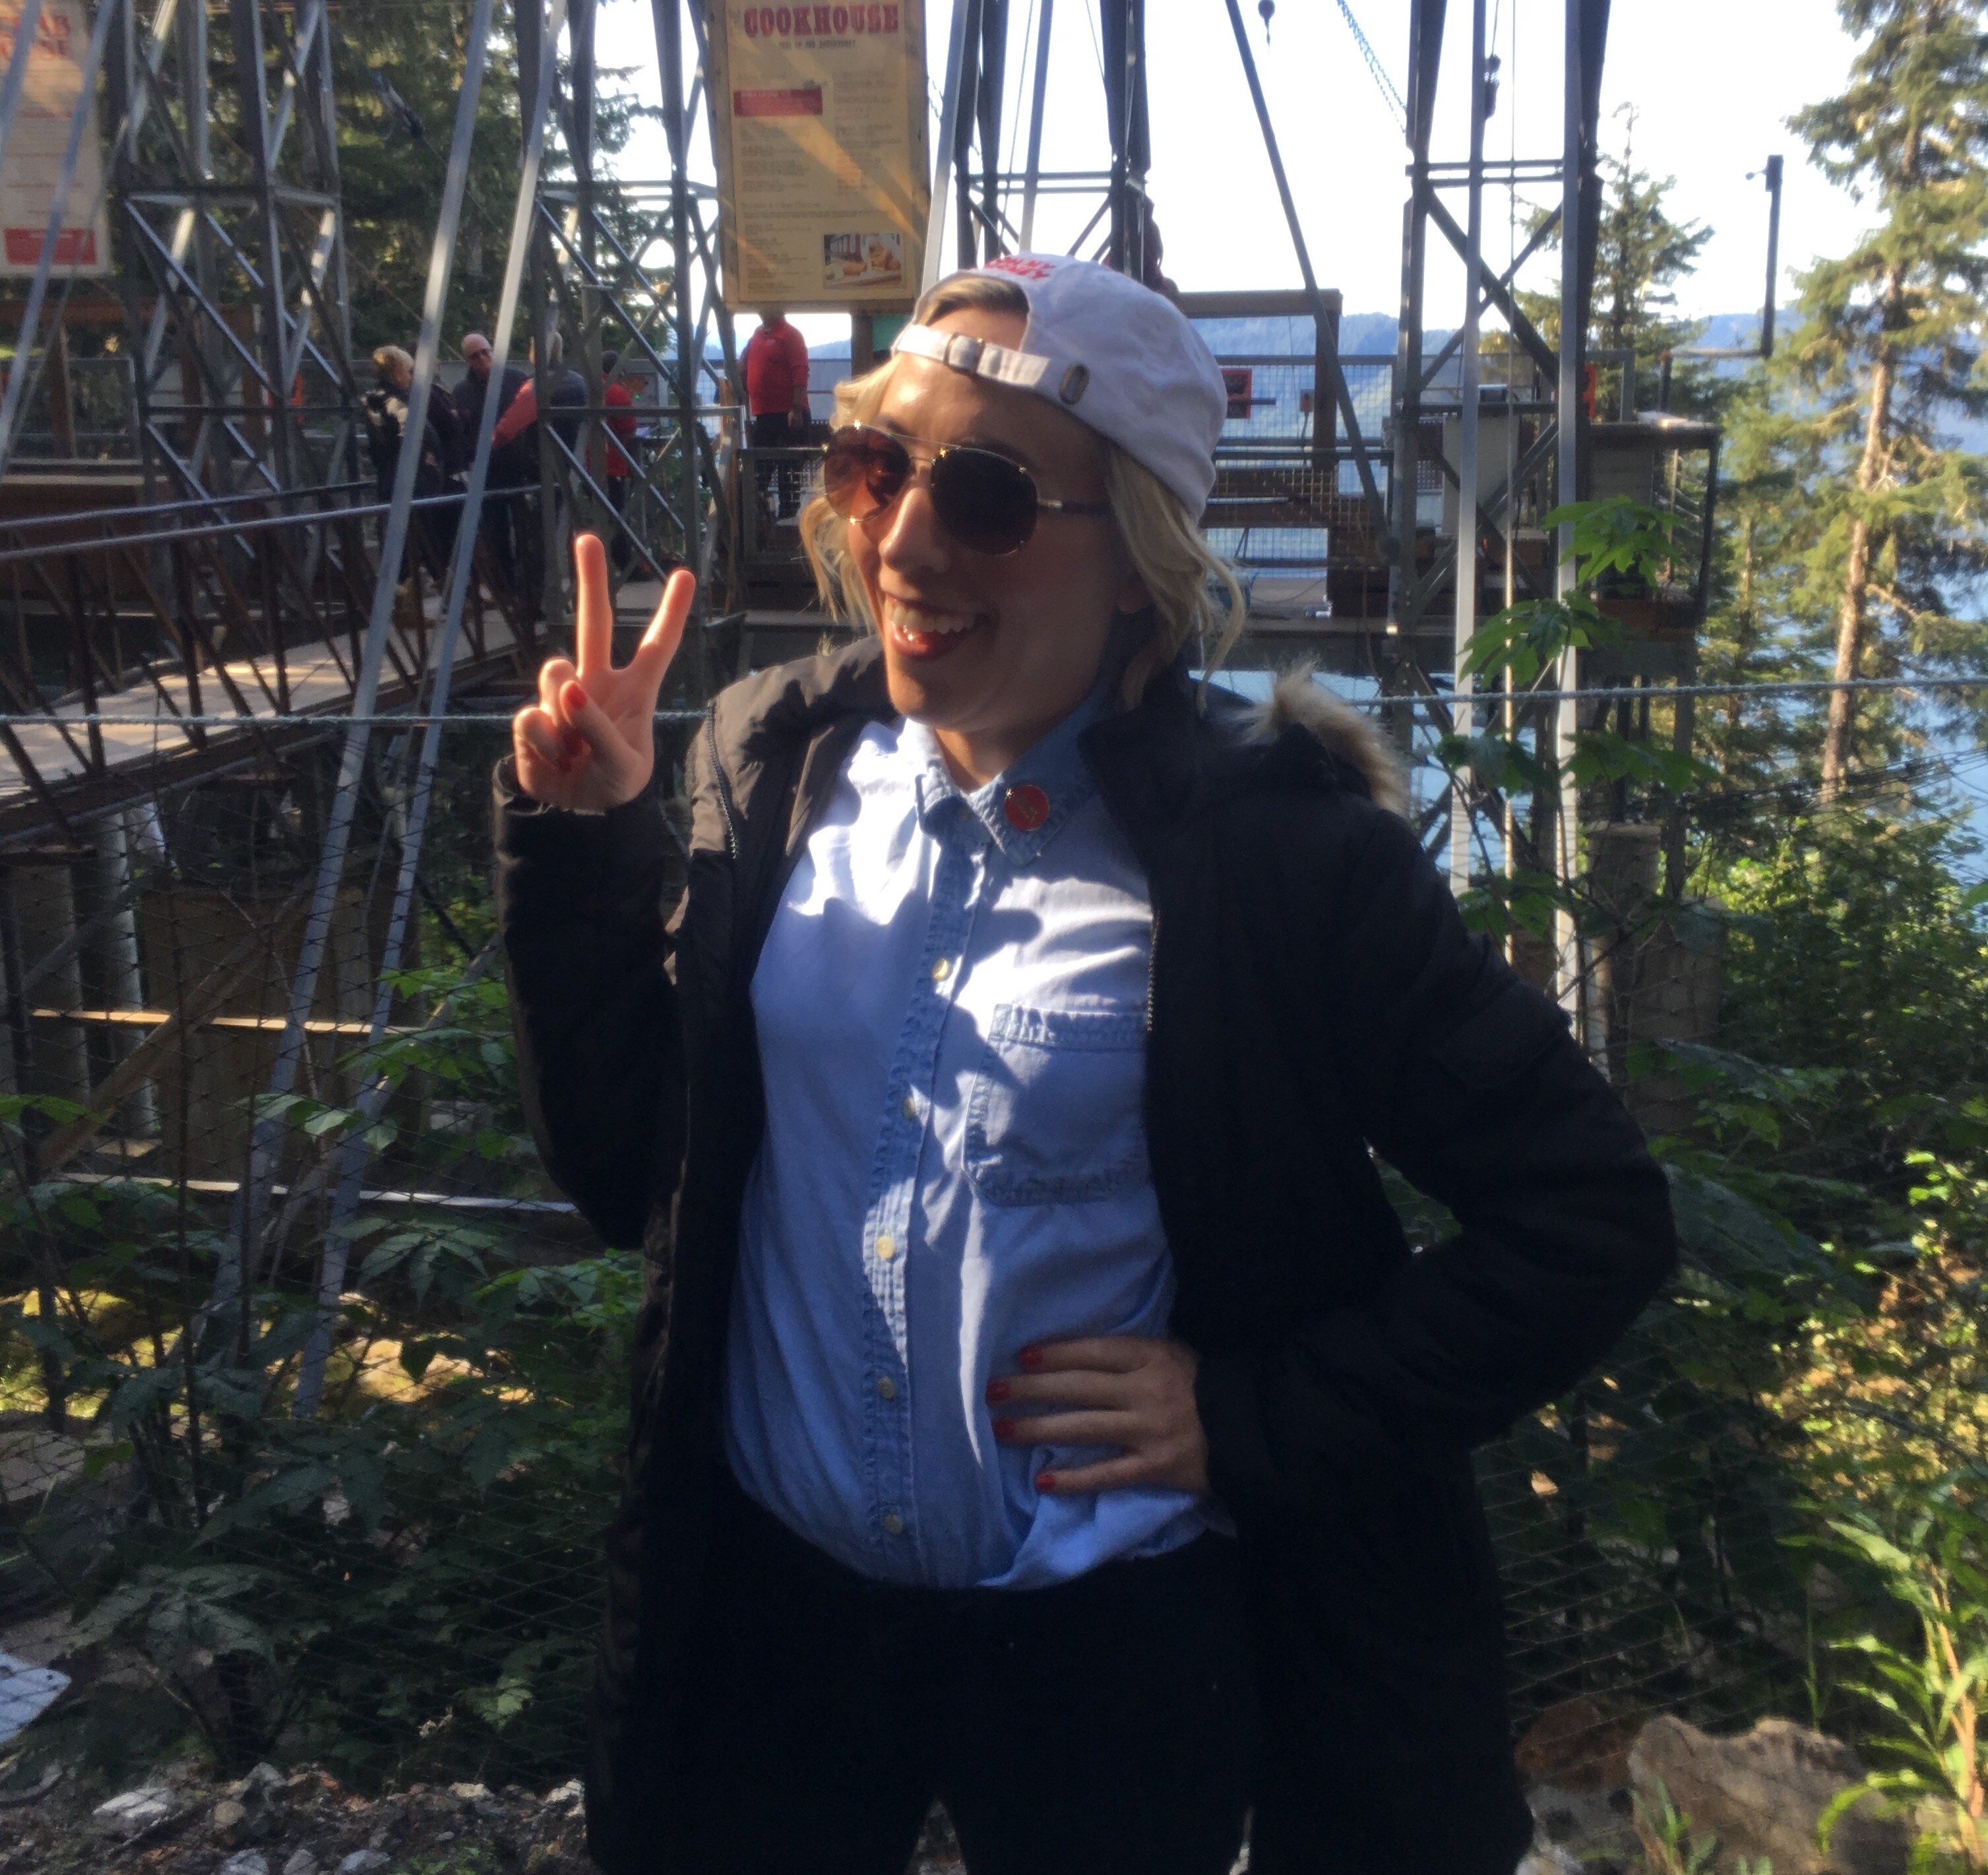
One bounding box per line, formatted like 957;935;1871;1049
1818;302;1898;800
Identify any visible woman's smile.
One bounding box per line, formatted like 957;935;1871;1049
880;592;991;660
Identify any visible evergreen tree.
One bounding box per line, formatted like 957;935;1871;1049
1781;0;1988;798
330;0;650;358
1516;108;1715;415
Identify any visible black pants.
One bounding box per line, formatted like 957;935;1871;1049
751;409;799;517
673;1471;1257;1875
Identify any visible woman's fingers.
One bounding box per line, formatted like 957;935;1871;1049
538;654;578;718
1036;1454;1160;1495
625;567;695;707
988;1368;1129;1409
572;532;613;680
1018;1337;1152;1374
991;1410;1131;1446
561;678;644;796
512;704;573;800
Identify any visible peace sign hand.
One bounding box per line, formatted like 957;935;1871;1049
512;532;694;813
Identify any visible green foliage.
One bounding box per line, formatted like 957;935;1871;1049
1516;106;1720;416
4;961;640;1789
1811;1482;1988;1871
1770;0;1988;776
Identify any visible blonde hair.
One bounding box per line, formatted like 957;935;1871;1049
372;345;414;385
798;271;1245;709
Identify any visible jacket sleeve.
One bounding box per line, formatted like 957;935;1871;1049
1193;800;1678;1514
491;380;536;450
493;761;687;1248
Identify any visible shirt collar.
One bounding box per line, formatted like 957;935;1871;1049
905;684;1109;865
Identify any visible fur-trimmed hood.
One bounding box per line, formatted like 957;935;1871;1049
1240;668;1410;820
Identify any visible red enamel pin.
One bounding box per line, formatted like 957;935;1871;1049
1002;783;1050;833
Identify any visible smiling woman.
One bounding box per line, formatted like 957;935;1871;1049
801;268;1246;761
494;253;1676;1875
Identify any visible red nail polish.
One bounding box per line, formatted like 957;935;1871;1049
992;1418;1014;1440
563;681;588;713
1035;1470;1056;1492
561;727;584;758
985;1379;1009;1403
1018;1348;1043;1370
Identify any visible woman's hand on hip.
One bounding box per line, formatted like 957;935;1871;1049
987;1336;1210;1498
511;532;693;812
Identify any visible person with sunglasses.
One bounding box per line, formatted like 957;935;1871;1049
495;255;1674;1875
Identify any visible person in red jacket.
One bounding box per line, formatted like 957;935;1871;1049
596;350;642;574
743;308;810;517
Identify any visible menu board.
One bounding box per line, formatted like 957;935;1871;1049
0;0;111;277
705;1;928;310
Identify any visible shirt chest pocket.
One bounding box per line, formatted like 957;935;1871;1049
964;1004;1150;1207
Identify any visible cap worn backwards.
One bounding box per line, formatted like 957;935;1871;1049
890;254;1226;515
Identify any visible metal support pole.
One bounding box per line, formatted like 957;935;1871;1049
1102;0;1145;276
1553;0;1583;1021
1388;0;1437;623
952;0;982;268
923;0;974;289
230;0;516;1298
1019;0;1054;251
1223;0;1390;552
976;0;1007;261
228;0;301;488
1450;0;1487;897
1760;153;1783;358
653;0;704;674
295;0;549;1419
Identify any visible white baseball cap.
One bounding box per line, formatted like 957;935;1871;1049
891;253;1226;515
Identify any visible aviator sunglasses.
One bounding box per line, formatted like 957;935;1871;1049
819;424;1110;556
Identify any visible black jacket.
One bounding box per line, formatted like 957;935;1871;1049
494;637;1676;1875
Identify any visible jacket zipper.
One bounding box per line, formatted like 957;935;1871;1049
704;707;742;860
1145;908;1160;1035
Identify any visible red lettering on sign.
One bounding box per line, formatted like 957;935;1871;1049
732;86;824;116
3;227;96;267
882;3;897;26
831;5;848;28
741;5;759;30
773;6;790;30
813;5;829;28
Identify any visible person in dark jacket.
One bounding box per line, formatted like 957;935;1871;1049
458;330;528;597
361;345;450;577
495;257;1676;1875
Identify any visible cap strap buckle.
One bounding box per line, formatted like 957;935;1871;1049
893;323;1053;392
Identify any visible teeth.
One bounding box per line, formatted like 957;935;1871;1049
885;597;977;637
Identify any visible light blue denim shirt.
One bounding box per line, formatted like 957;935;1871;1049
722;689;1214;1589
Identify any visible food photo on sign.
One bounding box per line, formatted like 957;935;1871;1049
823;231;904;286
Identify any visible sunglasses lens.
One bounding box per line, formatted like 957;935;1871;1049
929;449;1038;555
821;427;908;518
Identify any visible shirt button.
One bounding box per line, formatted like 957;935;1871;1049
900;1093;919;1120
876;1376;896;1401
930;957;952;982
875;1235;896;1261
882;1511;905;1536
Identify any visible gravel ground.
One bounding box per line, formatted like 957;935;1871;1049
0;1758;971;1875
